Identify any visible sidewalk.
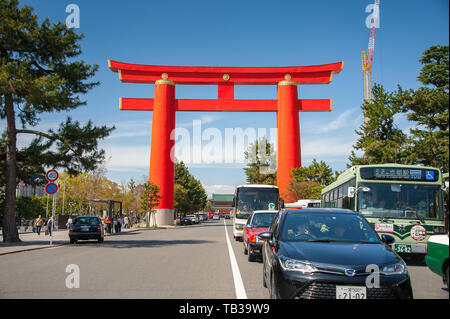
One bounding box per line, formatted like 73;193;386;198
0;227;138;256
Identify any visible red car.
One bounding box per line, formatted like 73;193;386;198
243;210;278;261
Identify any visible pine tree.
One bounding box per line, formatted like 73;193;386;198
349;84;407;166
397;45;449;172
0;0;114;242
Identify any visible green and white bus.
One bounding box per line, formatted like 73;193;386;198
321;164;446;256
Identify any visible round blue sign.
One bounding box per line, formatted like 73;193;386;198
45;182;58;195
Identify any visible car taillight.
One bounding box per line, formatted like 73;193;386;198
249;233;256;243
69;226;73;233
97;226;102;232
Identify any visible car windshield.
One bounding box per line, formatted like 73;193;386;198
280;212;380;243
357;183;443;220
74;217;100;225
250;213;277;227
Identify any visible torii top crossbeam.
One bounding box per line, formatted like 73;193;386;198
109;60;343;85
109;59;343;226
109;60;343;112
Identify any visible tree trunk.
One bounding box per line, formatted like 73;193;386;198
3;93;21;243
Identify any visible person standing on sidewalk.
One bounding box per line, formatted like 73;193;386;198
117;216;123;233
34;215;44;235
123;216;129;229
105;216;112;233
66;216;73;230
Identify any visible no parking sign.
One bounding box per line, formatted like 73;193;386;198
45;182;59;195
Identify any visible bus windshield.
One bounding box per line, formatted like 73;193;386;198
357;182;443;220
236;187;279;217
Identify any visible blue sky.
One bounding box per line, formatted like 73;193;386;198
3;0;449;196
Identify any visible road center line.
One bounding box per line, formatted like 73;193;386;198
223;219;247;299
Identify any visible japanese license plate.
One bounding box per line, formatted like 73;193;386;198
336;286;367;299
394;244;412;253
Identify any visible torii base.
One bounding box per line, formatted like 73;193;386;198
149;209;175;227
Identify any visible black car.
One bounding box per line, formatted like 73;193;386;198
259;208;413;299
69;216;104;244
181;216;197;225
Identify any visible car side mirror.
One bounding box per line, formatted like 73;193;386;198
381;234;395;245
258;231;273;241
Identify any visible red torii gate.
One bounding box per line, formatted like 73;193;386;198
109;60;343;225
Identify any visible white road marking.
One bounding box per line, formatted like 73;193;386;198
223;219;247;299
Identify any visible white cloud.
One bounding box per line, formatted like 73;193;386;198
315;108;359;134
302;137;355;157
103;144;150;170
177;114;222;128
106;120;152;139
203;184;236;197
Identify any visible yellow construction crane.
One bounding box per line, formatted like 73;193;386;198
362;0;380;124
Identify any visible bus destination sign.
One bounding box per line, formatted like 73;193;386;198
360;167;439;182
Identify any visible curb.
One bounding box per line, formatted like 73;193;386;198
0;242;68;256
0;229;141;256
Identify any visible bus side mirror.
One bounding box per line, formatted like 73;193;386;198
348;187;355;198
280;199;285;209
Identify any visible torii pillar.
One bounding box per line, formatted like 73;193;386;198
109;60;343;225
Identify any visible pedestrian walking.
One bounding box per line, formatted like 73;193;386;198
105;216;112;233
113;217;118;233
46;219;53;236
117;216;122;232
34;215;44;236
123;216;129;229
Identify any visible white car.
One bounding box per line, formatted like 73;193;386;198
213;214;220;220
233;211;251;241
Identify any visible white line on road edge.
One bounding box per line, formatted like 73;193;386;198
223;219;247;299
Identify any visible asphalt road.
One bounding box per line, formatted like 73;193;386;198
0;219;447;299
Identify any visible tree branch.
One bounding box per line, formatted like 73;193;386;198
16;129;77;155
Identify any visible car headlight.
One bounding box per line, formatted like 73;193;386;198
381;262;407;275
279;257;317;274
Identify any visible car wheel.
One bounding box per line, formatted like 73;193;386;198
243;241;248;255
70;238;77;244
247;246;254;262
248;250;253;262
270;271;280;299
98;237;104;243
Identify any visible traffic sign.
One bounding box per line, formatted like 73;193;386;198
45;182;59;195
46;170;59;182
